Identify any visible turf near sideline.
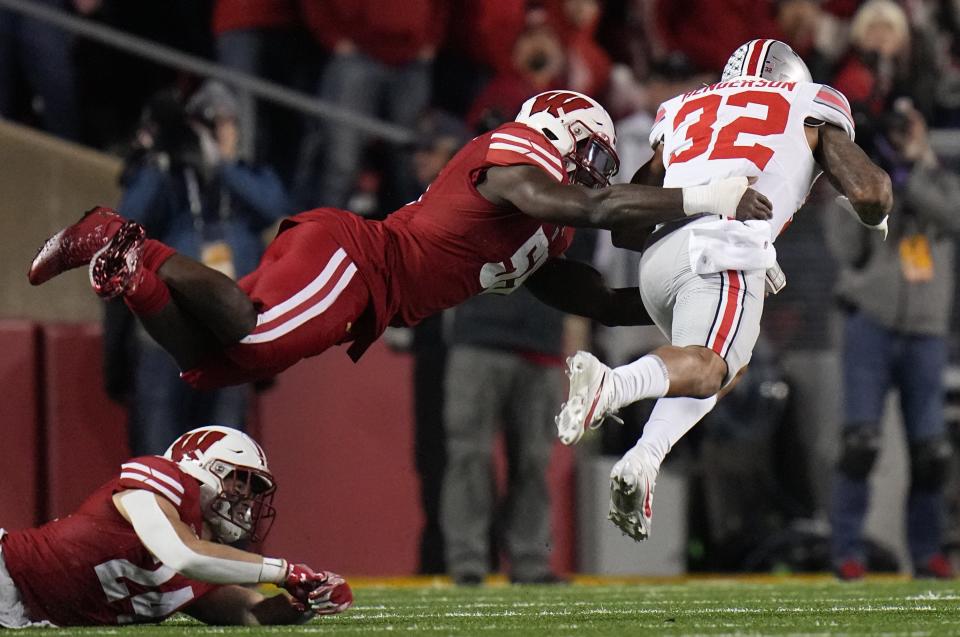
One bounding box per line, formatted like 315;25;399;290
39;575;960;636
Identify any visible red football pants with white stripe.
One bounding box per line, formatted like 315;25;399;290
637;220;765;387
181;221;371;390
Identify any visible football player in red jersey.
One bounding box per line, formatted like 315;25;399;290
0;426;352;627
28;90;773;390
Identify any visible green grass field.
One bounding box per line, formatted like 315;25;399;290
46;576;960;636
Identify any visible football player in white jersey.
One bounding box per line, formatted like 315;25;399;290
555;39;893;541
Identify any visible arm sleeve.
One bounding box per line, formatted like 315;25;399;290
808;84;855;141
119;490;286;585
485;125;566;183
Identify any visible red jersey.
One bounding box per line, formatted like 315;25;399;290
1;457;217;626
281;122;574;359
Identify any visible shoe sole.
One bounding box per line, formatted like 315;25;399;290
608;473;650;542
89;221;146;299
556;354;605;446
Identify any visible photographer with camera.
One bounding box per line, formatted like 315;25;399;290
104;81;293;456
825;98;960;580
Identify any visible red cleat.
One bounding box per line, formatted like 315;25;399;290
915;553;954;580
836;559;867;581
28;206;126;286
89;220;146;299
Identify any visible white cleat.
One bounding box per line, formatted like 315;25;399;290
555;351;620;446
608;447;657;542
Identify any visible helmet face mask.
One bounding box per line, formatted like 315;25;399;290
722;39;812;84
163;426;277;545
207;466;276;544
515;91;620;188
569;124;619;189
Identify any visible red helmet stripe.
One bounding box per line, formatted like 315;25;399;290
745;39;769;76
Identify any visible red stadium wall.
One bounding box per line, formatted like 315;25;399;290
259;340;576;576
258;342;424;574
0;321;41;530
41;323;129;519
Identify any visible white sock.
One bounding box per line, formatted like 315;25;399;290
632;395;719;469
610;355;670;408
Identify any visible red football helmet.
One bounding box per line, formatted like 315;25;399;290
515;90;619;188
164;426;276;544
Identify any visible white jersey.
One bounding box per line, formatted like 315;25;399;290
650;78;855;240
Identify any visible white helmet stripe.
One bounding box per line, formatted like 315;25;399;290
745;39;771;76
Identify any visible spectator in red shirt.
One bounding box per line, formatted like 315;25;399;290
466;20;566;132
832;0;911;118
653;0;784;74
548;0;611;98
295;0;449;212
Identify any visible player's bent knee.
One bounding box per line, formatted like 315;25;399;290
218;290;259;343
838;424;881;480
689;347;726;397
910;436;952;491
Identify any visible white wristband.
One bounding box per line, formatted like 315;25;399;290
259;557;288;584
682;176;749;216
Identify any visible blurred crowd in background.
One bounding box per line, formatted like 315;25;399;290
4;0;960;579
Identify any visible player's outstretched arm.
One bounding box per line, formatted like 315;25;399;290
815;123;893;225
524;257;653;326
115;489;284;584
478;164;772;230
609;147;669;250
115;489;352;621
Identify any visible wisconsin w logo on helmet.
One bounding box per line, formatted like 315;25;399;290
169;429;228;461
530;91;595;118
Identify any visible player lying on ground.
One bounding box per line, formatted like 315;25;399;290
0;426;351;627
28;90;772;390
555;40;893;541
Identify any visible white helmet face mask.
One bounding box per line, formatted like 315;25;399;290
722;39;812;84
515;90;620;188
164;426;276;544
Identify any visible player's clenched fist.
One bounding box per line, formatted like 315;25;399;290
283;563;353;615
734;187;774;222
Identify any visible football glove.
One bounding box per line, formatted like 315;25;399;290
283;563;353;615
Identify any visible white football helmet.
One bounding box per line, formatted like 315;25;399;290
722;39;812;84
164;425;276;544
515;90;619;188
